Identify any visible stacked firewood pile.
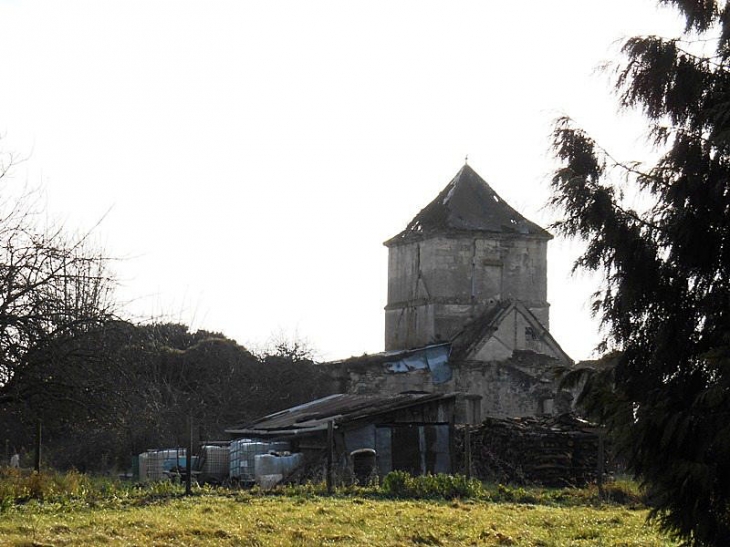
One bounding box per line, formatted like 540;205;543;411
456;414;604;487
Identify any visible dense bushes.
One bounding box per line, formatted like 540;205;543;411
380;471;484;500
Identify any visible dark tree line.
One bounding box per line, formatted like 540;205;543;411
553;1;730;545
0;321;338;471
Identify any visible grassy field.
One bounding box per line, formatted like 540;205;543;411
0;472;677;546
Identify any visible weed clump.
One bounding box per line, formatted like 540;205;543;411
492;484;539;504
380;471;484;500
0;468;97;508
600;479;645;506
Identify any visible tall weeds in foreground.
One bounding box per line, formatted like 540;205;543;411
0;468;646;513
0;468;94;507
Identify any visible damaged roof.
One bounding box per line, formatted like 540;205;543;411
226;392;454;435
385;164;551;246
323;300;571;371
325;343;452;383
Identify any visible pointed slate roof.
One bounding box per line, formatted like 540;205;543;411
385;164;551;245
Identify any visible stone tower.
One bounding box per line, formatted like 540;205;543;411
384;164;552;351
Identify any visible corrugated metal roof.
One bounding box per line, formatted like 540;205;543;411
226;393;453;434
385;164;551;245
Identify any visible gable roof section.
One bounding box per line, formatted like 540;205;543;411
226;393;454;436
450;300;513;360
450;300;573;364
385;164;552;246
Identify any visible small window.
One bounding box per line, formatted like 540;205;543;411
525;326;539;341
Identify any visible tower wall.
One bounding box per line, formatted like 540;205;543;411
385;234;549;350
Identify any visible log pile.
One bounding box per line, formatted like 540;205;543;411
457;414;603;487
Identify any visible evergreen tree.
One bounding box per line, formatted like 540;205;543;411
552;1;730;544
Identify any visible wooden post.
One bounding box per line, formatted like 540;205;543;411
326;420;334;494
597;431;605;500
34;420;42;472
185;414;193;496
465;426;472;479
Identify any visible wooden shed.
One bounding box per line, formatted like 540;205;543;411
226;393;460;480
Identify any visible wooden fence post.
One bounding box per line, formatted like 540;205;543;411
34;420;42;472
186;414;193;496
326;420;334;494
597;431;605;500
465;426;472;479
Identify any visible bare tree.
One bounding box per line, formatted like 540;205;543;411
257;329;319;363
0;152;117;411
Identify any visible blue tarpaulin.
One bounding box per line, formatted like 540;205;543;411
385;345;452;384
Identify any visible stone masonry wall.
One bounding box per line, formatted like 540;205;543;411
385;234;549;350
326;353;573;420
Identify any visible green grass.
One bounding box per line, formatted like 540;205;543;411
0;495;675;546
0;471;676;546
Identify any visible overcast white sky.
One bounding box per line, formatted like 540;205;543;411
0;1;683;361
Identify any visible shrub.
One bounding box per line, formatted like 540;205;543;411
381;471;410;497
380;472;484;500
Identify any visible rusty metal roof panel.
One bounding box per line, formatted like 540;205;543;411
227;393;453;434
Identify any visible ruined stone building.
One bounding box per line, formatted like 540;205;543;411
325;164;574;420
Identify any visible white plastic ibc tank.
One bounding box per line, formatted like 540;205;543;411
201;446;229;478
255;452;303;481
229;439;258;479
254;453;281;477
141;449;188;481
279;453;303;477
240;442;270;481
146;451;165;481
229;440;290;481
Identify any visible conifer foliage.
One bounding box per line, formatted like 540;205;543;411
551;1;730;544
